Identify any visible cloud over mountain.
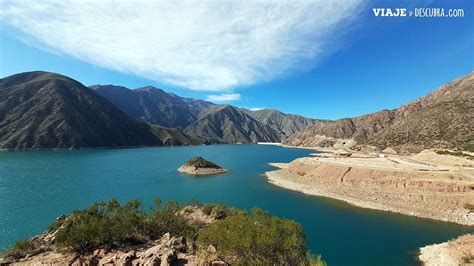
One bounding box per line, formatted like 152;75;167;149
0;0;362;91
207;93;241;102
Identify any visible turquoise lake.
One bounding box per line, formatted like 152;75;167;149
0;145;472;265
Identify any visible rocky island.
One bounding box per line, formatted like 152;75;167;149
178;157;228;176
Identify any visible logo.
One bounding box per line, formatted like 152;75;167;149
373;8;407;17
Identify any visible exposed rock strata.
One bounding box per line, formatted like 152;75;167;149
266;152;474;225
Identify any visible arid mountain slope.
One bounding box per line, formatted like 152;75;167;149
0;71;200;149
92;85;214;129
184;105;280;143
246;109;321;138
93;85;316;143
284;72;474;153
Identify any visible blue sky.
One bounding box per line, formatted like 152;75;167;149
0;0;472;119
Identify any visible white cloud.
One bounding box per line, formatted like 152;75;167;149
207;93;241;102
0;0;362;91
248;107;266;111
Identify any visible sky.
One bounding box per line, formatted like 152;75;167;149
0;0;472;120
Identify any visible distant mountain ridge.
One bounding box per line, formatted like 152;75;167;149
0;71;317;149
91;85;214;129
283;72;474;153
184;105;280;143
0;72;201;149
245;109;322;139
93;85;317;143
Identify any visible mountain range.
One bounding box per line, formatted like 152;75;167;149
0;71;316;149
0;72;201;149
91;85;214;129
92;84;318;144
283;72;474;153
1;70;471;152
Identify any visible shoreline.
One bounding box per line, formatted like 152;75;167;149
419;234;474;265
264;151;474;226
0;142;290;153
265;169;447;223
0;143;263;153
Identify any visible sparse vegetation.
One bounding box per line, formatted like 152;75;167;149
197;207;317;265
307;253;328;266
464;203;474;212
435;149;474;159
202;204;228;219
185;157;222;169
53;198;197;253
297;171;307;176
462;143;474;153
5;198;326;265
4;239;38;260
462;255;474;264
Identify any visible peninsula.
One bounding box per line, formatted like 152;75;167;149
266;149;474;225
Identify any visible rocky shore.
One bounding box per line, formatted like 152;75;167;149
178;157;228;176
1;201;322;266
265;150;474;225
419;234;474;265
0;206;220;266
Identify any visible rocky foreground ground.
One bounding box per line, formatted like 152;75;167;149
0;206;223;266
266;149;474;225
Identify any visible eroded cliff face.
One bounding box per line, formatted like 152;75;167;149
267;155;474;225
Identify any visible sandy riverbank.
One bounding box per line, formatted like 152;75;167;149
265;150;474;225
419;234;474;265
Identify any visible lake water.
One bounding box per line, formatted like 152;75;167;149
0;145;472;265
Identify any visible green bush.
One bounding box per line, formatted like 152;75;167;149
202;204;233;219
48;217;65;232
202;204;217;215
297;171;306;176
197;207;314;265
435;149;474;159
7;197;326;265
5;239;37;259
146;200;198;240
54;198;198;253
307;253;328;266
54;199;147;252
464;203;474;212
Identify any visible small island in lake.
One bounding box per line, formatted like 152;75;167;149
178;157;228;176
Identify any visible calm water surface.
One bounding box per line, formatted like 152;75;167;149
0;145;472;265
